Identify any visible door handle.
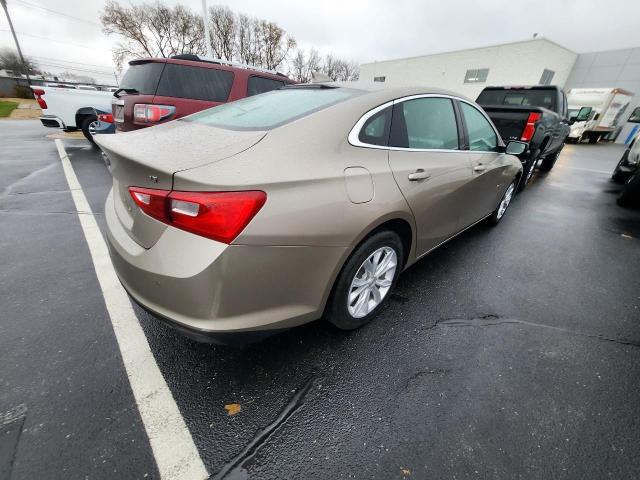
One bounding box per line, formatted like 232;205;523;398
408;169;431;181
473;164;487;173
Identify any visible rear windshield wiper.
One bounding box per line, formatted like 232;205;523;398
113;88;139;98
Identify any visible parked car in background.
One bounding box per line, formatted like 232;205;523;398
96;83;525;342
567;88;634;143
476;85;570;190
612;132;640;207
112;54;295;132
33;85;113;144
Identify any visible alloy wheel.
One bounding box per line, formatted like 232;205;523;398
497;183;515;219
347;246;397;318
88;120;99;136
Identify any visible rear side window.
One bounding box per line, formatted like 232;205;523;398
390;97;459;150
358;106;392;146
186;87;360;130
247;76;285;96
460;102;498;152
120;62;165;95
156;64;234;102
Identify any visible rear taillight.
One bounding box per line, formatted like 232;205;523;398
128;187;266;244
98;113;114;123
521;112;541;142
32;88;47;109
129;187;169;222
133;104;176;124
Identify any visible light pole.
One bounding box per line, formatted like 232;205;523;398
0;0;32;86
201;0;214;59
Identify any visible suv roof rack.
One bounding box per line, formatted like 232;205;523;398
169;54;287;78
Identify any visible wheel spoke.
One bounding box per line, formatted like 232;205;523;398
375;277;392;288
353;289;369;316
363;258;375;277
370;286;382;303
349;283;369;303
351;275;368;288
376;257;397;277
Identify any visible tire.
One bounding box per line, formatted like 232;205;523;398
617;170;640;208
612;151;630;184
81;115;98;146
487;179;517;225
517;149;540;192
325;231;404;330
539;147;562;172
588;133;598;144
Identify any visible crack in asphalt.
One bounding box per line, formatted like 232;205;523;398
212;376;316;480
438;315;640;348
0;163;59;200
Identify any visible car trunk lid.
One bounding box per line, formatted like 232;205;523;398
96;121;266;248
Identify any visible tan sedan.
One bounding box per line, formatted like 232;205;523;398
96;83;524;341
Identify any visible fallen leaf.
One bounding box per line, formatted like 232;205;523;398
224;403;241;416
400;467;411;476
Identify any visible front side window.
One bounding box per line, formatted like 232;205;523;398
389;97;459;150
185;87;360;130
460;102;498;152
247;76;285;97
156;64;234;102
358;106;392;146
628;107;640;123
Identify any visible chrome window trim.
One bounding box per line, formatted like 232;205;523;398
348;93;502;154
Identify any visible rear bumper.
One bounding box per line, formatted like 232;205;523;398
39;116;64;128
104;189;347;336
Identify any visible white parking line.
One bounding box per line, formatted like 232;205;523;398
54;140;208;480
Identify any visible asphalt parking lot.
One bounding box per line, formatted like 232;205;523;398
1;120;640;480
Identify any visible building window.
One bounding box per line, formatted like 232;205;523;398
539;69;555;85
464;68;489;83
373;76;386;82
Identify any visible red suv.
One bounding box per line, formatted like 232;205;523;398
112;54;295;132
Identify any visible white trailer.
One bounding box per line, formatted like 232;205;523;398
567;88;634;143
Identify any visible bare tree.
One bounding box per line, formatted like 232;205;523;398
0;48;39;75
208;5;236;60
289;48;321;83
101;0;358;77
101;1;205;67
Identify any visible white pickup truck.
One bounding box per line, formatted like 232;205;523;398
32;86;115;143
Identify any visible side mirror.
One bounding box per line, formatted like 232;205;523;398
576;106;592;122
568;118;576;126
505;141;527;155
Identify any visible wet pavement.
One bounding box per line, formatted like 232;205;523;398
1;120;640;479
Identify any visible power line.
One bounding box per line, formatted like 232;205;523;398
36;62;113;75
0;29;104;51
10;0;101;27
30;55;114;70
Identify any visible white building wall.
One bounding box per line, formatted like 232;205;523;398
359;39;577;99
565;48;640;143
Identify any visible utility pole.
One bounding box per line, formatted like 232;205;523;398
0;0;31;86
201;0;214;59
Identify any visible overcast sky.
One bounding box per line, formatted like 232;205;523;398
1;0;638;85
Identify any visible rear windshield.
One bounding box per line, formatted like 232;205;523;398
120;62;165;95
477;89;557;111
156;64;234;102
184;87;360;130
247;76;286;96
